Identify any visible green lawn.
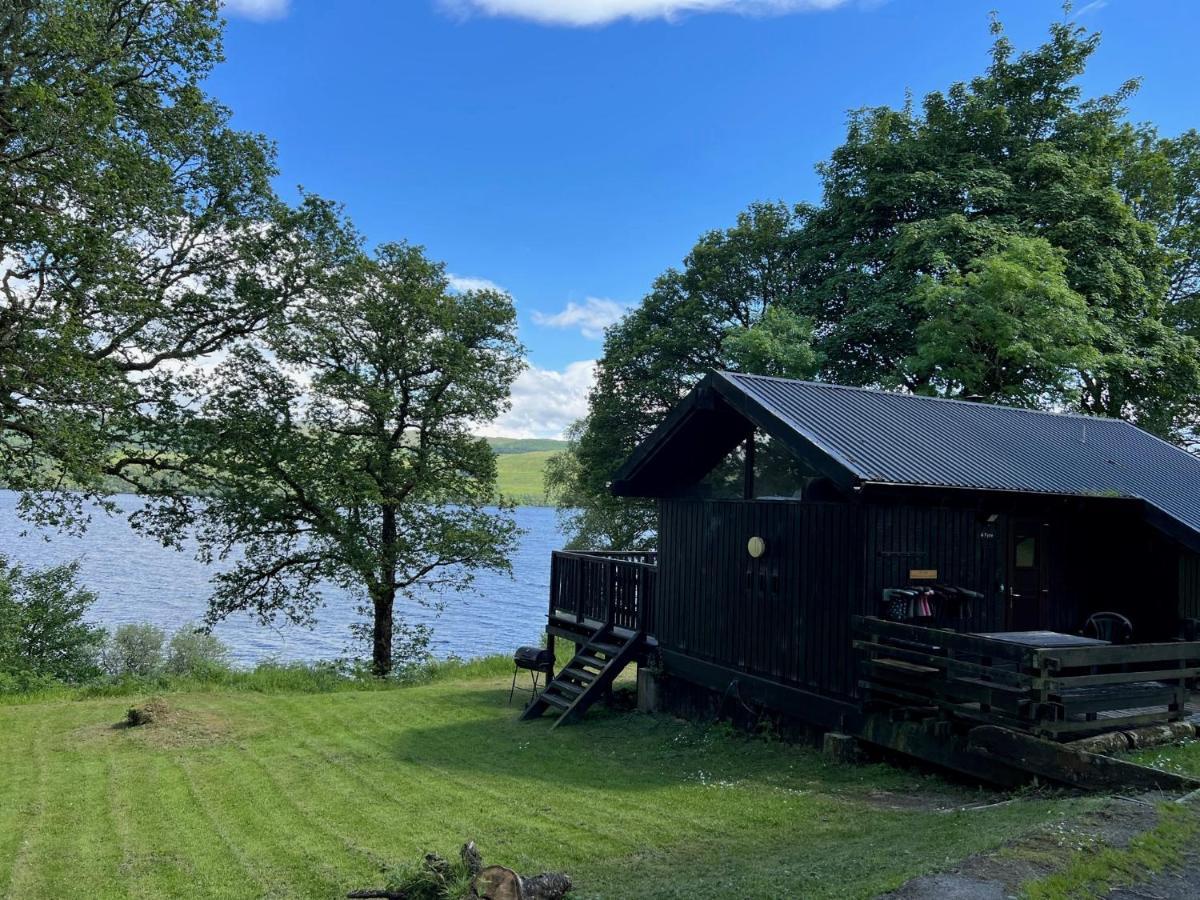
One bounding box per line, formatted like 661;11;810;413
0;672;1085;899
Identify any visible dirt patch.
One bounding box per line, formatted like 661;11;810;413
1107;848;1200;899
73;700;233;750
125;697;169;727
881;799;1159;899
861;787;968;812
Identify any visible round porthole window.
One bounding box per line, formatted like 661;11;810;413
747;536;767;559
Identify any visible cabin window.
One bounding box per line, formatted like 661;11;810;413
1014;536;1037;569
693;428;845;502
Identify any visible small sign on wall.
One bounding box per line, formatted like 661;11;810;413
910;569;938;581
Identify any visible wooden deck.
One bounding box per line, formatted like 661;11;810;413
854;616;1200;740
546;550;657;639
521;551;658;727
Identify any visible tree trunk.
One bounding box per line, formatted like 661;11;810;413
371;587;394;677
372;504;399;678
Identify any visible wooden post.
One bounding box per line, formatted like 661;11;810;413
743;432;755;500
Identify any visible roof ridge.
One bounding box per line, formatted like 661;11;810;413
717;371;1115;424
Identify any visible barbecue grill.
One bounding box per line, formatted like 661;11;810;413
509;646;555;706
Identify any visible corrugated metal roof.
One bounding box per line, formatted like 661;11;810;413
719;372;1200;539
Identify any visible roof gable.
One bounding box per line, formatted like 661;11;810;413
611;371;1200;551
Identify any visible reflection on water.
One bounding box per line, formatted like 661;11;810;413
0;492;565;665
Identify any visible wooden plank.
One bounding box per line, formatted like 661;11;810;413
662;649;859;731
1036;641;1200;670
1037;710;1183;736
852;639;1035;688
967;726;1200;793
853;716;1030;788
854;617;1030;662
1048;667;1200;689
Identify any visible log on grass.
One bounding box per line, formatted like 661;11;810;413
471;865;571;900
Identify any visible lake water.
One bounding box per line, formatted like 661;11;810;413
0;492;565;665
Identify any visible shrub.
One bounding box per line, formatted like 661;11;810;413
102;623;166;677
166;625;230;676
0;555;105;685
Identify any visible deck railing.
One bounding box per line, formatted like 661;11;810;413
854;616;1200;739
549;550;657;634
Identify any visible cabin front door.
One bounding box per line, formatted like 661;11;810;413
1007;519;1048;631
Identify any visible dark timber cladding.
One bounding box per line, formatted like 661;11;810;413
656;499;858;698
607;371;1200;729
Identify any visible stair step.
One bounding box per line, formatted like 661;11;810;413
542;692;572;710
577;654;609;670
556;681;585;696
591;641;625;655
561;666;596;684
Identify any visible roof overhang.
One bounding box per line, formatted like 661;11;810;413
609;372;1200;557
610;372;863;498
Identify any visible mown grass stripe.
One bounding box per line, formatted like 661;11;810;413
0;711;50;895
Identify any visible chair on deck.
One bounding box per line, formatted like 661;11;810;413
1082;611;1134;645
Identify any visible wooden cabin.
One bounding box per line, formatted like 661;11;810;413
523;372;1200;786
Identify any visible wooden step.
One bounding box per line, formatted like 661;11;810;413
591;641;625;655
578;654;608;670
542;692;572;711
556;681;585;696
561;666;596;683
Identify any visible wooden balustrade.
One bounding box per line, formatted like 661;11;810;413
853;616;1200;739
548;550;657;634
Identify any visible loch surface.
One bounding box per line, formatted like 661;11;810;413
0;492;565;665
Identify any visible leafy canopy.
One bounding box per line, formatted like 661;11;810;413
550;17;1200;550
0;0;351;529
147;242;525;676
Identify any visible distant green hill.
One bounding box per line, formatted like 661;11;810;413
485;438;566;505
5;436;567;507
485;437;568;455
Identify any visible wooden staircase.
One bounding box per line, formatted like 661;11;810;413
520;625;643;728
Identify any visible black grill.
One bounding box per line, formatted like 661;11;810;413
513;646;554;672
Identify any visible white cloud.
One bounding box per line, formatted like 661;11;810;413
478;360;596;438
447;273;507;294
222;0;290;21
532;297;628;339
1070;0;1107;20
437;0;852;26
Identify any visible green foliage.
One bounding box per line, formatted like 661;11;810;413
141;241;525;676
724;306;822;381
551;17;1200;549
0;556;104;684
908;235;1097;404
0;0;355;531
383;851;473;900
165;626;230;677
102;624;166;678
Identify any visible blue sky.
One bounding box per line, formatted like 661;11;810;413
213;0;1199;437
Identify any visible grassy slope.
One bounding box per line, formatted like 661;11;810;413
0;670;1083;900
495;450;557;504
489;438;565;506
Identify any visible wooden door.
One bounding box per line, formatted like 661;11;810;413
1008;519;1048;631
